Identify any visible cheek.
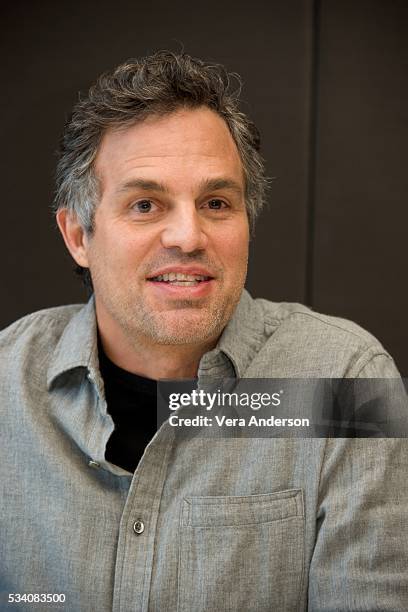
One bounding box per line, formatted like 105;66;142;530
226;223;249;252
90;229;153;272
219;232;249;275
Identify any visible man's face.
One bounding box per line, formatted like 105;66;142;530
84;107;249;348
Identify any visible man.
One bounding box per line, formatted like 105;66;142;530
0;51;407;612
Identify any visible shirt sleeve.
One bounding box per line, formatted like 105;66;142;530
308;347;408;610
307;436;408;610
345;349;402;378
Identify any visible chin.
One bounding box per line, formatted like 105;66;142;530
145;310;225;346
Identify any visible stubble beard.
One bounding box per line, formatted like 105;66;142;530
91;248;248;350
117;287;242;347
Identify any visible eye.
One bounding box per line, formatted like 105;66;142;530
206;199;228;210
133;199;156;213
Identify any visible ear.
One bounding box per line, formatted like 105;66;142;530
56;208;90;268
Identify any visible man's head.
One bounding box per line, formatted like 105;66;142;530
55;51;266;236
55;52;267;352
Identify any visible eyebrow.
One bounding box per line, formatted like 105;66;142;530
198;178;243;195
116;178;167;194
116;177;244;196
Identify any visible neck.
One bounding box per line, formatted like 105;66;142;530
96;314;217;381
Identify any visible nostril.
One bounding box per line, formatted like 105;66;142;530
160;226;208;252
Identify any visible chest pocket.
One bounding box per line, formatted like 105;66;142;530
177;488;304;612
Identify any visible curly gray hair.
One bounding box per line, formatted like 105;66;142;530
54;51;268;288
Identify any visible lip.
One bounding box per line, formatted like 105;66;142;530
146;266;215;279
147;277;215;298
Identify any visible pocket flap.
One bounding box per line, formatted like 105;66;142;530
182;488;303;528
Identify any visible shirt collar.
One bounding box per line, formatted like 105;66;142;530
47;288;265;389
47;295;101;391
198;288;265;378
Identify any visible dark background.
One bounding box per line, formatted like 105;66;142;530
1;0;407;373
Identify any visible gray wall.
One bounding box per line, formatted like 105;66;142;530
1;0;407;372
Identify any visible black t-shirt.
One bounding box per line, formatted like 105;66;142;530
98;345;158;473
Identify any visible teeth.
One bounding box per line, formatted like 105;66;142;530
151;273;210;282
168;281;198;286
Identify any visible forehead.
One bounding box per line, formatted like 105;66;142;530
94;107;244;189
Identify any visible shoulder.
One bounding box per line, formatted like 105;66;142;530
0;304;87;411
0;304;84;359
252;298;398;377
258;299;380;346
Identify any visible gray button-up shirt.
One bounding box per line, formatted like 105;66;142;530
1;289;407;611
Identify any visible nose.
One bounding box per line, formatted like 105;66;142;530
160;205;208;253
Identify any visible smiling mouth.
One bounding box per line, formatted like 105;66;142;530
147;273;213;286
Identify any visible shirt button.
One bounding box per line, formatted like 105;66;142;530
88;460;100;469
133;520;145;535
